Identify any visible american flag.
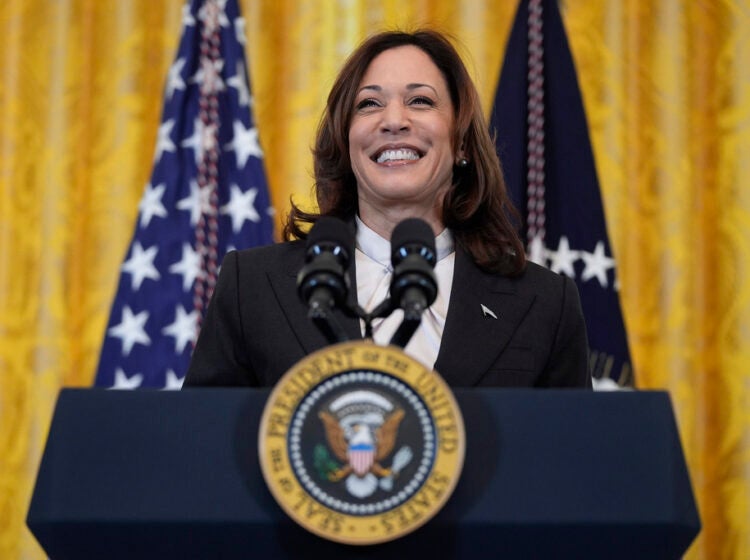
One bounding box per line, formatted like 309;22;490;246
94;0;274;390
491;0;634;388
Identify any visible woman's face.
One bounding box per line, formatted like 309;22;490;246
349;45;455;228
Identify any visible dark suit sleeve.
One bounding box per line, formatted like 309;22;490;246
536;275;592;388
183;251;258;387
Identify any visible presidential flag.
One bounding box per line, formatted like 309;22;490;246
490;0;633;388
94;0;274;390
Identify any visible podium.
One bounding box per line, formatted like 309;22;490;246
27;388;700;559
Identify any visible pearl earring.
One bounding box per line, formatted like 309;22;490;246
457;157;469;167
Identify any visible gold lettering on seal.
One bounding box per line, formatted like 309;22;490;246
267;347;359;439
414;371;460;453
266;411;290;439
385;354;409;373
270;447;285;473
291;491;344;534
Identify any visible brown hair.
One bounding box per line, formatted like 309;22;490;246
284;29;526;276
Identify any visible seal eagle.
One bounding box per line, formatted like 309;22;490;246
319;408;405;481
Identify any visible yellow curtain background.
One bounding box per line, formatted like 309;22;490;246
0;1;748;558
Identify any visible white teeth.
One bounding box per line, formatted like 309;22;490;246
376;149;420;163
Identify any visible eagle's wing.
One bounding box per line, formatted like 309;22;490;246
375;409;405;460
318;411;348;462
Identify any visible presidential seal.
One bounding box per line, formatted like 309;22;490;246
258;341;465;545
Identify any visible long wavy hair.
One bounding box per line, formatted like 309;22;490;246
284;29;526;276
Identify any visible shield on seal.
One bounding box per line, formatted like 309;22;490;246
348;440;375;476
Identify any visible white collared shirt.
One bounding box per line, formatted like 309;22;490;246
354;216;455;369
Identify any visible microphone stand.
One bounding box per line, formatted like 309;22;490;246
388;304;422;349
354;297;422;350
307;289;425;350
307;301;352;346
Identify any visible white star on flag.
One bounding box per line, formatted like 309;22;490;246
181;117;218;166
227;61;251;106
234;16;246;44
221;185;260;232
153;119;176;163
108;306;151;356
162;304;199;354
192;57;225;94
163;369;185;390
198;0;230;30
182;4;196;26
111;368;144;390
224;120;263;167
176;180;213;226
166;58;187;100
548;236;579;278
121;242;161;290
138;183;168;228
581;241;616;288
527;235;548;266
169;242;203;292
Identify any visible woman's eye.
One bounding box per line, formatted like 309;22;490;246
356;99;380;110
410;96;434;106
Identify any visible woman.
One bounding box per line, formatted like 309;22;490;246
184;29;591;389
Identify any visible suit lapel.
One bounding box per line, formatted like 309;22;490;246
268;243;361;356
434;248;535;386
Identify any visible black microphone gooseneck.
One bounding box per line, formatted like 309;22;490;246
297;217;354;345
387;218;438;349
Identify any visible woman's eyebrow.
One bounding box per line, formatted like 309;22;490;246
356;83;438;94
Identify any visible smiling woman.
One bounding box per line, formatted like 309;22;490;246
183;29;592;390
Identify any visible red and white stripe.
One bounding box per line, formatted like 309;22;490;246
348;446;375;477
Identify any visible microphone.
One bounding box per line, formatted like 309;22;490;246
388;218;438;348
297;217;353;344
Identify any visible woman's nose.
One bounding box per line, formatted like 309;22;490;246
380;102;409;133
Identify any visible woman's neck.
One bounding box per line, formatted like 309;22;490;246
357;205;444;239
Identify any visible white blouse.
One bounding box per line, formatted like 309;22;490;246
354;216;455;369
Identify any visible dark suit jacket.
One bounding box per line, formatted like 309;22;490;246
184;241;592;388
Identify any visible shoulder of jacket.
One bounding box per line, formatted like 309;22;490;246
514;260;570;292
234;239;304;258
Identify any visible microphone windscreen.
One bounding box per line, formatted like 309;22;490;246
306;217;353;260
390;218;436;266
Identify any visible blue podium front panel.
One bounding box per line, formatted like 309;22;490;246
27;388;700;559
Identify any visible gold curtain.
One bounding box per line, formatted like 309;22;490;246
565;2;750;557
0;1;747;558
